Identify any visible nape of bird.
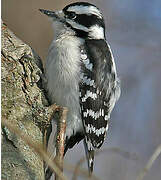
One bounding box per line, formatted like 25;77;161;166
40;2;120;179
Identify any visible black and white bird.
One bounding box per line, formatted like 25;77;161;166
40;2;120;178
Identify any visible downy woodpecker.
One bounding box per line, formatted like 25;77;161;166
40;2;120;178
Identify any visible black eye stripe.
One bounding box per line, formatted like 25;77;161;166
64;12;105;29
75;14;105;28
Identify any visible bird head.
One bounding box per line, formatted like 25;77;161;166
39;2;105;39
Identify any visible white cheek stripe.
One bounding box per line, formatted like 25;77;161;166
66;15;104;40
66;19;89;31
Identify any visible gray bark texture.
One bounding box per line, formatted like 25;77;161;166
1;22;50;180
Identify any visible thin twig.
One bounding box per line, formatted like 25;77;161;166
55;107;68;180
1;118;68;180
136;144;161;180
72;147;138;180
65;161;100;180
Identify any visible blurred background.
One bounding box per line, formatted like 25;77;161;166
2;0;161;180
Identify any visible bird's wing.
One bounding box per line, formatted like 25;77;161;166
80;39;117;148
79;39;120;173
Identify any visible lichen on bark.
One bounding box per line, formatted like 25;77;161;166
1;22;50;180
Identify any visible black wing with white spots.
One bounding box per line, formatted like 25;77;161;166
80;39;118;149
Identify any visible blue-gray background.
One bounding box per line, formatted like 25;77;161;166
2;0;161;180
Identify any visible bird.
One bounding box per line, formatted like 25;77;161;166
39;2;120;179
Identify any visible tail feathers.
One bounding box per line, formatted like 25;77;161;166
88;150;94;175
83;139;95;175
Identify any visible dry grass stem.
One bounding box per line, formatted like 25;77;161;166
72;147;137;180
1;118;68;180
136;144;161;180
64;162;100;180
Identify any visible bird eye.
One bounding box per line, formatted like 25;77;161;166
67;12;76;19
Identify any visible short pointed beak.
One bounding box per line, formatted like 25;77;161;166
39;9;65;22
39;9;56;18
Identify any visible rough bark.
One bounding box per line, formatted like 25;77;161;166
1;22;50;180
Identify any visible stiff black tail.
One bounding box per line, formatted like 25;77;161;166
83;139;95;175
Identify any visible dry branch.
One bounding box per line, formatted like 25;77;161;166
71;147;137;180
136;144;161;180
55;107;68;180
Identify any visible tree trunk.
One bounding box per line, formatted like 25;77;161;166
1;21;49;180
